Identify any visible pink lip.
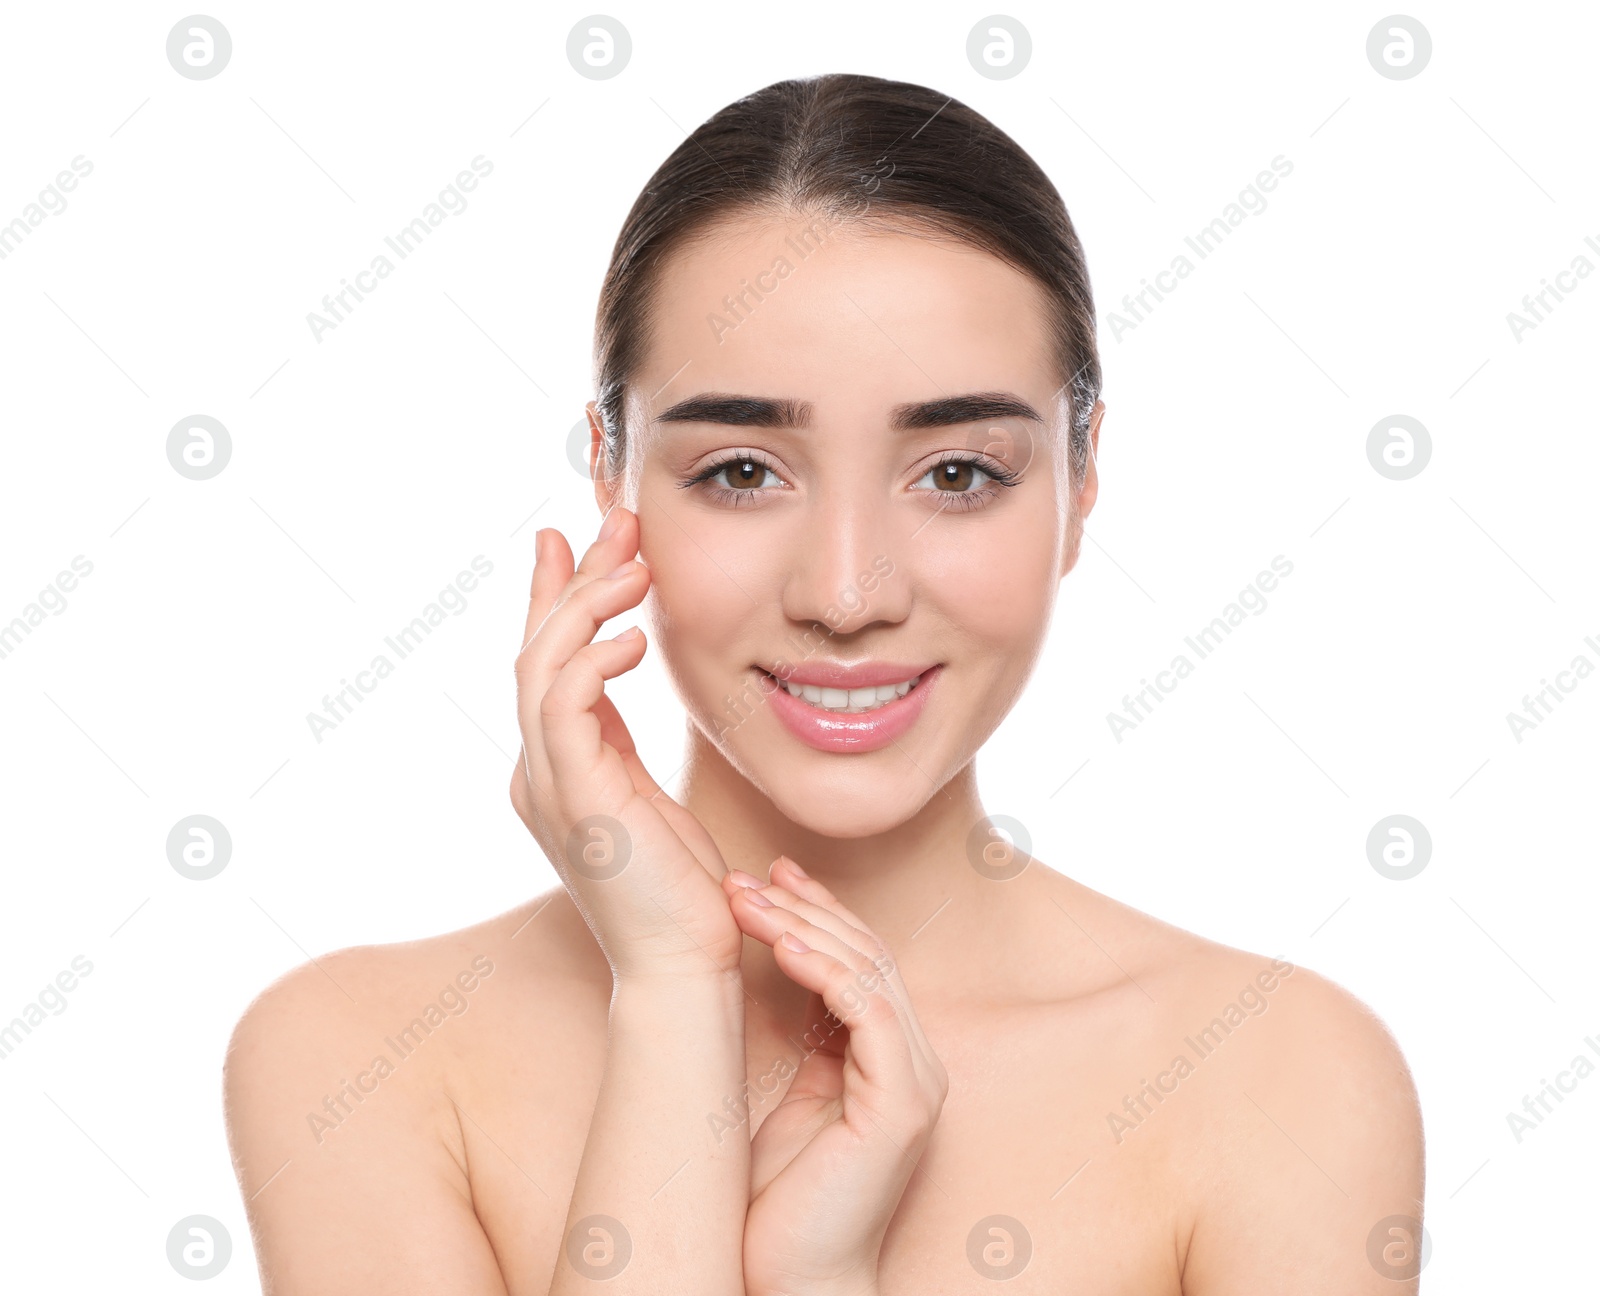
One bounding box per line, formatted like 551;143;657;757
760;664;941;754
763;660;937;688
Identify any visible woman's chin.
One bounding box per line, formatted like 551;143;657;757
748;762;945;841
687;691;958;838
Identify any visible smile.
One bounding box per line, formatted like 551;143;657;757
756;664;942;754
774;674;923;714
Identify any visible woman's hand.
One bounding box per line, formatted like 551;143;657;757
723;858;949;1296
509;506;742;983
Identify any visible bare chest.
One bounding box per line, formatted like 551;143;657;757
453;1006;1190;1294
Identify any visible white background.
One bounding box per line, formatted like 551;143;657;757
1;1;1594;1289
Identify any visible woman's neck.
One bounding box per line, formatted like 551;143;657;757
676;722;1018;1014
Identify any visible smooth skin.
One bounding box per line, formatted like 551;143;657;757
224;212;1424;1294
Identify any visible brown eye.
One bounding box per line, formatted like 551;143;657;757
688;454;787;500
910;456;1017;511
723;459;767;489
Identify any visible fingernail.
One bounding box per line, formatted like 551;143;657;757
745;889;773;908
613;626;641;642
604;561;635;580
779;855;809;880
598;508;622;540
726;869;763;888
780;931;809;953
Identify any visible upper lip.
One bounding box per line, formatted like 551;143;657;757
760;661;937;688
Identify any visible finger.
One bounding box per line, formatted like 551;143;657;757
729;892;908;1062
617;752;727;879
596;694;729;880
519;506;641;655
539;627;650;812
732;871;927;1052
767;859;915;1000
763;859;938;1065
591;691;701;838
727;890;908;1050
514;562;650;785
591;691;653;791
749;865;884;965
761;926;919;1095
522;527;576;651
725;874;883;975
726;883;876;972
518;557;648;673
534;629;727;882
570;504;640;582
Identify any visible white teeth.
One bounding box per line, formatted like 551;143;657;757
780;673;922;713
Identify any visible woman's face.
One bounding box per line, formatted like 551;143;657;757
599;209;1099;838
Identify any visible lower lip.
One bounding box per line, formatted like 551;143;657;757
761;666;941;754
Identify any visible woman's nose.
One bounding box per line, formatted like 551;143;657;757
778;488;910;634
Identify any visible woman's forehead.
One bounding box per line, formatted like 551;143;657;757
640;214;1059;415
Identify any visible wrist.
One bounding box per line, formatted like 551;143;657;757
611;968;746;1021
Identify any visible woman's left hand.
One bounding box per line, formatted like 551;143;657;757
722;857;948;1296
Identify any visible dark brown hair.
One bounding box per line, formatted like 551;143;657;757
592;72;1101;480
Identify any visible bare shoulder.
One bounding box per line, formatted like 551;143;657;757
224;885;610;1145
223;886;609;1294
1178;945;1425;1291
1024;865;1424;1291
1025;863;1417;1098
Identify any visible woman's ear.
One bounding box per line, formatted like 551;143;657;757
1061;399;1105;579
587;401;618;515
1078;399;1104;522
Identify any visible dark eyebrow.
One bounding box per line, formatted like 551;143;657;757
653;390;1043;430
889;391;1044;429
655;393;812;428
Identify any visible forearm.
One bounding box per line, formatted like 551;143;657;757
549;974;749;1295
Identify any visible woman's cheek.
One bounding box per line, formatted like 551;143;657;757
643;530;751;714
925;513;1057;647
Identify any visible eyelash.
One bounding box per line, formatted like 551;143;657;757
679;451;1023;511
918;453;1023;512
681;452;789;507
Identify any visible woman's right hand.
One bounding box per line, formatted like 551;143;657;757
509;505;742;983
722;859;948;1296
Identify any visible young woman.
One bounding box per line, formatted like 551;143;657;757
225;74;1424;1294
